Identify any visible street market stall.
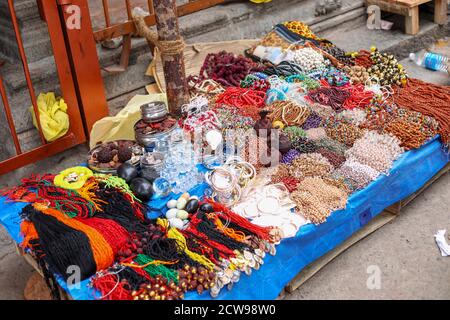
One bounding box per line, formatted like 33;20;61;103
1;21;449;300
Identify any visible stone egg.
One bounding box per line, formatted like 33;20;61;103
185;199;199;213
166;199;177;209
168;218;184;229
176;198;187;210
165;208;178;219
176;210;189;220
180;192;190;200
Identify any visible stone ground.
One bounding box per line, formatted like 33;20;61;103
1;15;450;300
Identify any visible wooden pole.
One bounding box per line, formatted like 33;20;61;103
152;0;189;117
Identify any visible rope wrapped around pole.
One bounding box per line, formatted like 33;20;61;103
132;5;189;117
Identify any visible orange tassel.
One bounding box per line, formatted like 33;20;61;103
33;203;114;271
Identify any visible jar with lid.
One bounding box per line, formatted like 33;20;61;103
140;152;165;181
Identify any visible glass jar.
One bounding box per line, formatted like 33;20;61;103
140;152;165;181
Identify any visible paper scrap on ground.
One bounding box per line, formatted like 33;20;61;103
434;229;450;257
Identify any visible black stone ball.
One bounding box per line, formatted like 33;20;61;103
199;203;214;213
130;177;154;202
117;163;138;183
185;199;199;213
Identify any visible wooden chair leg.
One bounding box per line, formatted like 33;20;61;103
434;0;448;25
405;6;419;35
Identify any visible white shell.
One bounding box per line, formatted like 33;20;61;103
165;208;178;219
166;199;177;209
176;198;187;209
168;217;184;229
205;130;223;151
176;209;189;220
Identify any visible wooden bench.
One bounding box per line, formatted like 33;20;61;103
366;0;448;35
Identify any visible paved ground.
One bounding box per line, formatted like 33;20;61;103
0;14;449;300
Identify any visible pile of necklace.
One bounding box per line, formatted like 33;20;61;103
291;177;348;224
268;100;311;126
345;131;404;173
323;117;364;146
4;19;449;301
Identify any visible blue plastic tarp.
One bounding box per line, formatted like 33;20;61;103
0;136;448;300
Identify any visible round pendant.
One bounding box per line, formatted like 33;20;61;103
257;196;280;214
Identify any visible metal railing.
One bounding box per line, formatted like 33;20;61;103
92;0;226;42
0;0;88;175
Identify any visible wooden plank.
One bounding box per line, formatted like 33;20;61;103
285;211;397;293
367;0;411;16
0;134;79;176
396;0;432;7
434;0;448;25
405;5;420;34
15;244;43;278
58;0;109;136
385;162;450;214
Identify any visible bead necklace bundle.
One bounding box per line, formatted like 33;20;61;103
267;100;310;126
301;111;323;130
343;65;370;85
305;127;328;141
308;67;349;87
317;147;346;169
214;108;256;130
392;78;450;145
314;137;349;156
307;86;350;113
319;44;354;66
323;117;364;146
345;131;404;173
240;74;270;92
197;51;263;87
265;75;310;105
291;136;318;154
283;21;321;40
291;177;348;224
309;102;336;119
336;159;381;190
342;84;374;110
187;77;225;98
237;134;277;171
395;108;439;138
367;48;407;86
383;118;429;150
263;61;304;77
285;74;321;91
339;109;367;126
291;47;331;73
281;149;301;164
287;153;333;180
283;126;306;142
181;97;221;133
354;50;374;68
215;87;266;108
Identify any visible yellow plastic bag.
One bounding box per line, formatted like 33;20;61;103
30;92;69;142
89;93;167;149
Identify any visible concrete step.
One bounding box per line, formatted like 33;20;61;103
320;11;450;60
